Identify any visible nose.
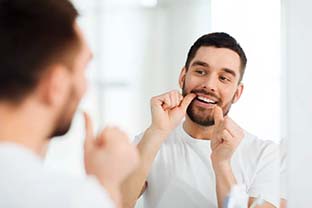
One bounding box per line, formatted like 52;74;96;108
201;74;218;92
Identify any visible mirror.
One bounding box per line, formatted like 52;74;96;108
45;0;285;207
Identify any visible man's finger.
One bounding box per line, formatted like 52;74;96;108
83;112;94;150
213;105;224;126
224;117;244;140
97;127;120;145
180;93;196;112
221;129;232;143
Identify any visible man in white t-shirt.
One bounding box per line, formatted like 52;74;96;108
0;0;138;208
121;33;280;208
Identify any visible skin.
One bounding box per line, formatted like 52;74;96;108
121;46;277;208
0;23;139;208
280;199;287;208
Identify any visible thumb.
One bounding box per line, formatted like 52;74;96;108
83;112;94;151
180;93;196;112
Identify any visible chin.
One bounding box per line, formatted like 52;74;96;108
190;116;215;126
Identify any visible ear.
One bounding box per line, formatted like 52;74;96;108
232;83;244;104
38;64;70;107
179;67;187;89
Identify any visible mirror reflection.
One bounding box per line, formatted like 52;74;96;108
43;0;285;207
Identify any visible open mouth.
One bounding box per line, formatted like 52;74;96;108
196;96;218;105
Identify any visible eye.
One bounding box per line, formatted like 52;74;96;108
195;69;206;75
219;75;231;82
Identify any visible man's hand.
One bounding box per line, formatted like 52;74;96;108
209;106;244;208
83;112;139;206
120;91;195;208
210;106;244;167
149;90;196;136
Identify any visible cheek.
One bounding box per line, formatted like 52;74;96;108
81;75;87;93
79;78;87;97
184;76;198;91
221;88;237;103
73;72;87;98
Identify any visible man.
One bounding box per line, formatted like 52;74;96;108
121;33;279;208
0;0;138;208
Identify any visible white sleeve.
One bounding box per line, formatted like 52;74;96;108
69;176;115;208
247;143;280;207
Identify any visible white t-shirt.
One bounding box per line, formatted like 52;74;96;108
134;123;280;208
0;143;115;208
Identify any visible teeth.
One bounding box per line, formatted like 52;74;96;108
197;96;217;104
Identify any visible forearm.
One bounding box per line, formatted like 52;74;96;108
121;127;169;208
213;162;237;208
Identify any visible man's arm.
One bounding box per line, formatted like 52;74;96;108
210;106;244;208
248;198;276;208
211;107;279;208
213;162;237;208
120;127;170;208
213;162;277;208
120;91;196;208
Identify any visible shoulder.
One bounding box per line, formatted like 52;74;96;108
35;172;115;208
239;132;280;207
43;174;115;208
236;131;279;167
0;163;115;208
240;131;279;155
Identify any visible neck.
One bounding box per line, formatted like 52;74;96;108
183;116;214;140
0;100;51;158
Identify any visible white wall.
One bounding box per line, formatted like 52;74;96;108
211;0;282;142
284;0;312;206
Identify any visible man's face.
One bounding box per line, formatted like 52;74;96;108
180;46;244;126
52;24;92;137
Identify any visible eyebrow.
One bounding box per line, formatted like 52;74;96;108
222;68;237;77
191;60;209;68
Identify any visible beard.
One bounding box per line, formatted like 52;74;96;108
182;84;233;126
49;86;79;138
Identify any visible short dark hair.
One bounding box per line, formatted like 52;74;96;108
185;32;247;83
0;0;79;103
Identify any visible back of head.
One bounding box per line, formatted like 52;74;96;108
0;0;79;103
185;32;247;82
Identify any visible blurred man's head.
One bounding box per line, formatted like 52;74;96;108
0;0;92;137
